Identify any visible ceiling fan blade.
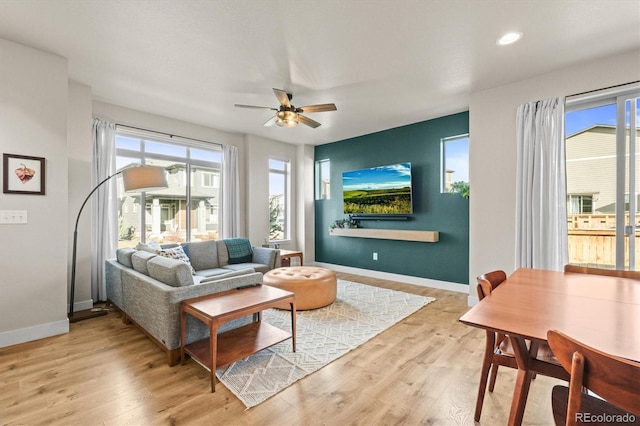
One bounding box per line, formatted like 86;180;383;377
235;104;277;111
296;103;337;113
298;114;321;128
272;88;291;107
263;116;277;127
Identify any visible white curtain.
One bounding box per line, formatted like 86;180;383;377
515;97;568;270
91;118;118;301
221;144;240;238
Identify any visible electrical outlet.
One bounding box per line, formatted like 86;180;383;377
0;210;28;224
373;252;378;260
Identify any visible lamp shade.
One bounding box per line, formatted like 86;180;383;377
122;165;168;192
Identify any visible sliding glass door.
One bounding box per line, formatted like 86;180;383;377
566;88;640;270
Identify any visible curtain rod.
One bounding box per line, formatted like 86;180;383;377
567;81;640;99
115;123;220;147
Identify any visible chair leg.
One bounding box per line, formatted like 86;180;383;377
474;333;496;422
488;363;499;392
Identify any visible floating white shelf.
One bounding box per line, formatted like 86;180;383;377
329;228;439;243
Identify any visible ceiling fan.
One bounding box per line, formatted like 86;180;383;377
235;88;337;128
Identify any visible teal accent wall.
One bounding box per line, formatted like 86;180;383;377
314;111;469;285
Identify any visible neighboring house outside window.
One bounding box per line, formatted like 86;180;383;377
567;194;594;214
269;157;289;242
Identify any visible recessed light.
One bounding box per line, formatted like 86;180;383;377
497;32;522;46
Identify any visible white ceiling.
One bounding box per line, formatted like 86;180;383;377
1;0;639;145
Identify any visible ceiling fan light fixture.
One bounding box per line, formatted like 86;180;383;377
276;110;298;128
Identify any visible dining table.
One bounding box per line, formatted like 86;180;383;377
459;267;640;426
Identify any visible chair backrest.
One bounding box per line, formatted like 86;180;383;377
476;270;507;300
564;264;640;279
547;330;640;419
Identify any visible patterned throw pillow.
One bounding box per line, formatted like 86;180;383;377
156;246;196;275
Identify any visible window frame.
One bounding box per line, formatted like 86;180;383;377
440;133;470;194
268;156;290;243
115;127;222;247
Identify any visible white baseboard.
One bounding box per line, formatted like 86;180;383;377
313;262;471;294
0;319;69;348
69;299;94;312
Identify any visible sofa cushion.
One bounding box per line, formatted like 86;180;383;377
136;240;162;253
224;238;253;264
197;268;256;284
116;248;136;268
147;256;194;287
156;246;195;274
216;240;229;266
131;251;156;275
194;268;237;278
223;263;270;274
181;240;219;271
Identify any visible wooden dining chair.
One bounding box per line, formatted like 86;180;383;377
547;330;640;426
564;264;640;279
473;270;557;422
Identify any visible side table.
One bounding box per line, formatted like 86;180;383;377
180;285;296;392
279;249;303;267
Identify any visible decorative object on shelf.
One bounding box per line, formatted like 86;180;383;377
329;218;359;231
449;181;470;198
3;153;46;195
69;165;168;323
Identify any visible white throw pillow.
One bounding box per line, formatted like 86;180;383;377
136;240;162;253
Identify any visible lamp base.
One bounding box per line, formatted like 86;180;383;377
68;309;108;323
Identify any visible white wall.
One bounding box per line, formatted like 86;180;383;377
67;81;93;311
0;39;69;346
468;49;640;304
298;144;315;263
245;134;300;250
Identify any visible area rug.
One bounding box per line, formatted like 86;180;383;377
216;280;435;408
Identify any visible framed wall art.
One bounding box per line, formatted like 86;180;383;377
3;153;46;195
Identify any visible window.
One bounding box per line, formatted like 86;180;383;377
269;158;289;241
567;194;594;214
201;172;219;188
441;134;470;195
116;129;222;248
565;85;639;270
315;159;331;200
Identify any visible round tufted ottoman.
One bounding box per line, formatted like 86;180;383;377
263;266;337;310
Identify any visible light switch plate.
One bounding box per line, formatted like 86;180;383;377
0;210;28;224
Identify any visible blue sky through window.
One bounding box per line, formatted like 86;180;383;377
566;104;616;137
566;99;640;137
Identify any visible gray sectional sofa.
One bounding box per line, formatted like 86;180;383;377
105;239;280;365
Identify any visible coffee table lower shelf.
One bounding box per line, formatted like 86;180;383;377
184;322;292;370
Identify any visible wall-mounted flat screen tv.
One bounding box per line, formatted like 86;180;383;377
342;162;413;215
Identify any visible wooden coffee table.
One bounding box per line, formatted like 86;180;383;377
180;285;296;392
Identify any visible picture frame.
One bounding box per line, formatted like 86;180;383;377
3;153;46;195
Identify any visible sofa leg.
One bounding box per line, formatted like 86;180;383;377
168;348;181;367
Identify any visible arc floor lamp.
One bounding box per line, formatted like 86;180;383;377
69;165;168;323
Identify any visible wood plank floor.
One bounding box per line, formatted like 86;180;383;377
0;272;562;425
